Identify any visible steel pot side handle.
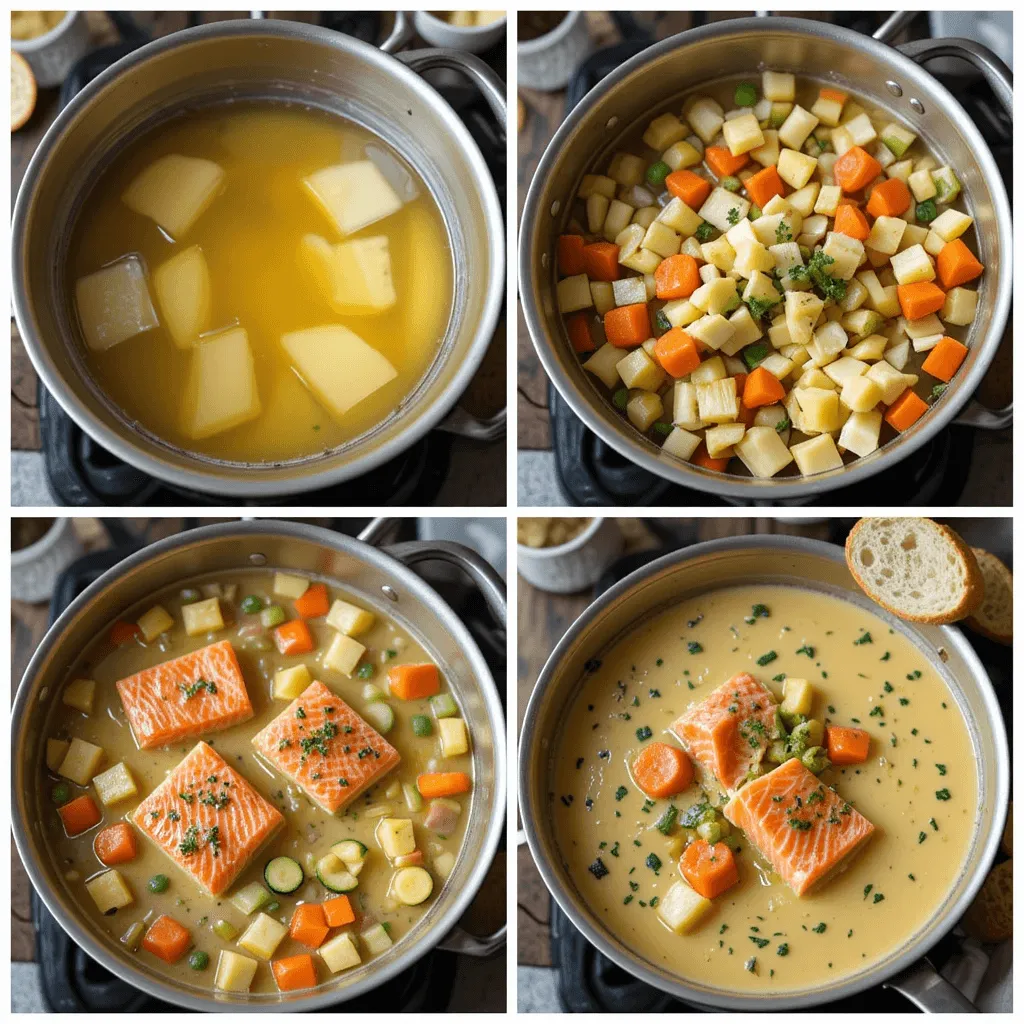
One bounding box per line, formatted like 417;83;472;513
437;921;507;957
885;959;979;1013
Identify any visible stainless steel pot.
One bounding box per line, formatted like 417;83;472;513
520;16;1012;501
519;536;1008;1010
13;19;506;498
12;519;506;1010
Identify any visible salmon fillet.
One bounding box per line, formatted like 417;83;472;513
671;673;779;792
116;640;254;749
724;757;876;896
133;741;284;896
251;680;400;815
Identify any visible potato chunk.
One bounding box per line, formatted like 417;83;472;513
658;880;712;934
184;327;261;440
319;931;362;973
58;738;104;786
93;762;139;806
300;234;397;315
326;599;375;637
281;325;397;421
122;154;225;238
152;246;211;348
216;950;259;993
86;870;134;914
62;678;96;715
377;818;416;859
323;633;366;677
273;664;312;701
75;256;159;352
303;161;403;236
182;596;224;636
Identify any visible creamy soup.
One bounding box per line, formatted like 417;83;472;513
67;102;452;464
40;568;473;996
551;584;976;994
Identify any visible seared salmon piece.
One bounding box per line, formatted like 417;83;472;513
724;757;875;896
671;673;779;792
116;640;254;749
251;680;399;815
134;741;283;895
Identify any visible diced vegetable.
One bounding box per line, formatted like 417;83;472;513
411;714;432;737
215;950;259;993
430;693;458;719
631;741;693;798
86;869;134;914
360;922;393;957
94;823;137;866
142;915;192;964
326;599;375;637
680;839;739;899
289;903;330;949
658;880;713;934
230;881;272;916
265;856;304;895
92;762;138;806
424;798;461;835
826;725;870;765
391;865;434;906
213;919;239;941
273;663;312;701
274;619;315;656
316;854;359;893
182;596;224;636
376;817;416;859
388;663;441;700
323;894;356;928
238;912;289;960
319;931;362;973
438;717;470;758
62;678;96;715
272;953;318;992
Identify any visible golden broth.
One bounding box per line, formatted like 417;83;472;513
551;584;976;994
66;102;453;463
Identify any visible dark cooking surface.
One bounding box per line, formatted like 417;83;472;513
31;518;506;1012
546;518;1011;1012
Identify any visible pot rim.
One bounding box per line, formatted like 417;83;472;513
12;519;507;1011
12;19;505;498
518;533;1009;1010
519;16;1012;500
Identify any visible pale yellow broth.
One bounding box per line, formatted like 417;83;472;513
551;583;976;994
40;569;471;995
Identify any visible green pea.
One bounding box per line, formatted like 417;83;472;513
651;422;674;436
240;595;264;615
916;199;938;224
188;950;210;971
266;901;281;913
720;175;741;192
612;388;629;411
51;782;71;805
148;874;170;894
646;160;671;187
734;82;758;107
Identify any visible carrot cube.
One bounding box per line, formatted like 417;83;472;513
142;915;192;964
289;902;330;949
884;389;929;432
833;146;883;193
653;328;702;378
921;337;968;383
272;953;318;992
581;241;621;282
294;583;330;620
703;146;749;178
896;282;946;320
679;839;739;899
388;663;440;700
745;165;786;209
826;725;870;765
631;741;693;799
557;234;586;276
58;794;102;837
866;177;911;218
666;169;712;209
654;253;700;300
936;239;984;289
604;303;650;348
323;894;356;928
94;822;137;865
743;367;786;408
833;204;870;242
566;313;595;354
273;619;315;656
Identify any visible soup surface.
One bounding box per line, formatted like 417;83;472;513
67;101;452;463
555;71;984;479
551;584;976;993
40;568;474;996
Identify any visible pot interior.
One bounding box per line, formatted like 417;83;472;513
16;23;501;493
13;524;503;1009
521;540;1005;1008
523;20;1010;496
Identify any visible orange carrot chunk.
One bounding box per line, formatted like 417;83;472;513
704;146;749;178
884;389;929;432
745;165;786;208
832;203;870;242
692;442;730;472
604;303;651;348
323;894;356;928
866;177;912;218
272;953;318;993
294;583;330;620
142;915;192;964
654;253;701;300
936;239;984;289
94;822;137;865
826;725;871;766
417;772;472;799
896;281;946;320
566;313;595;354
109;621;142;646
273;619;315;656
833;145;883;193
289;902;330;949
653;328;702;378
921;337;969;383
632;741;694;799
743;367;786;409
665;169;713;209
557;234;587;277
388;663;441;700
58;794;102;837
679;839;739;899
581;241;621;282
819;87;848;105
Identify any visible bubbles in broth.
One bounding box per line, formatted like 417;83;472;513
66;102;453;463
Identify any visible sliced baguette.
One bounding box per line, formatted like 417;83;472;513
965;548;1012;644
960;859;1012;943
11;51;37;132
845;517;983;624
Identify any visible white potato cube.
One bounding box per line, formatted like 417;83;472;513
839;409;883;457
657;197;703;236
662;299;701;328
661;426;702;461
795;387;840;433
688;314;735;352
184;327;261;440
787;183;820;218
617;349;665;391
584;344;626;390
643;113;688;151
590;281;615;316
696;377;739;424
701;236;736;272
627;391;664;432
865;215;906;256
58;738;104;786
320;932;362;973
885;340;911;370
216;950;259;993
557;274;593;314
735;425;794;478
840;374;884;413
642;220;681;258
908;168;937;202
775;149;817;191
821;232;865;280
273;663;312;700
326;599;375;637
122;154;224;238
672;382;701;429
848;334;888;361
586;193;609;234
378;817;416;859
300;234;397;315
866;361;917;405
93;762;138;806
929;209;974;243
323;633;366;677
304;160;403;236
699;188;750;233
62;678;96;715
137;605;173;643
722;113;764;156
238;912;288;960
182;595;223;635
942;287;978;327
662;139;703;171
778;106;819;151
889;245;935;285
842;112;877;147
814;185;842;217
612;277;647;307
785;291;825;347
762;71;795;102
782;677;814;716
790;433;843;476
75;256;159;352
685;97;724;143
607;152;646;187
439;717;470;758
86;870;134;914
578;174;617;200
822;356;868;387
153;246;211;348
705;422;745;458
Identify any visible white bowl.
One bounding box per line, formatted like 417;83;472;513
517;11;592;91
517;517;623;594
11;11;91;88
11;518;82;603
414;11;507;55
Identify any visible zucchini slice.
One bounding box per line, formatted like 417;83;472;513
316;853;358;893
391;865;434;906
264;855;304;895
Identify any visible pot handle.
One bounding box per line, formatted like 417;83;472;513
379;11;415;54
436;921;507;957
895;37;1013;116
952;399;1013;431
884;959;979;1012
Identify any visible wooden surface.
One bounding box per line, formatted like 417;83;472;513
11;11;505;457
516;516;835;966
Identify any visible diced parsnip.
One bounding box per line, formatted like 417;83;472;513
840;374;884;414
641;220;681;258
74;256;159;353
323;633;366;677
749;129;780;168
942;287;978;327
691;278;738;316
657;196;703;237
361;923;394;957
319;932;362;973
820;232;864;281
885;340;910;371
303;160;402;236
889;245;935;285
182;596;223;636
607;152;646;187
685;97;724;143
813;185;841;217
661;426;702;461
848;335;888;361
556;274;594;314
590;281;615;316
239;912;288;960
92;762;138;806
643;113;688;151
153;246;211;348
325;599;375;638
578;174;616;200
794;387;840;434
586;193;609;234
759;353;794;379
216;950;259;993
62;678;96;715
842;112;877;147
744;269;782;307
59;738;104;786
137;605;173;643
880;122;916;158
735;425;794;478
733;240;776;277
705;422;745;458
754;403;789;430
671;382;700;430
273;663;312;701
797;368;837;391
886;158;913;183
611;277;647;308
787;183;820;218
696;377;739;424
866;361;918;405
777;106;819;151
901;313;945;340
627;391;664;432
829;124;854;156
184;327;262;440
726;306;764;352
86;870;134;914
726;218;758;249
842;309;884;340
701;236;736;273
661;139;702;171
785;290;824;347
929;209;973;242
377;817;416;860
838;278;867;314
762;70;795;102
722;112;764;156
769;241;803;278
584;344;625;390
622;246;662;275
698;188;750;233
46;738;70;772
433;851;457;880
907;168;937;202
662;299;701;328
123;154;225;238
616;223;646;265
790;433;843;476
658;879;713;934
439;718;470;758
633;206;660;229
923;230;946;257
865;215;906;256
603;200;635;244
699;264;722;284
839;409;883;457
616;349;664;392
811;94;844;127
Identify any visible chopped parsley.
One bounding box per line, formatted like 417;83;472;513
615;786;628;801
756;651;778;666
179;678;217;699
727;207;741;226
588;858;609;880
854;632;872;645
745;295;780;321
694;221;715;243
688;641;703;655
936;788;951;801
796;645;815;657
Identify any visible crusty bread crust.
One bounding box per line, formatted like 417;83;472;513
11;52;37;133
966;547;1013;645
844;517;984;624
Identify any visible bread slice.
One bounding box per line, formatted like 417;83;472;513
845;517;983;624
961;859;1012;943
965;548;1013;644
11;51;36;132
